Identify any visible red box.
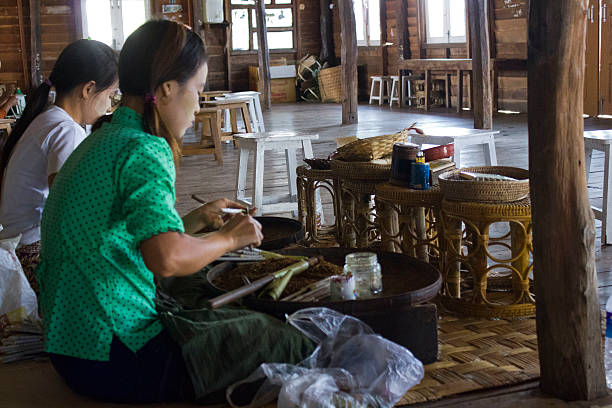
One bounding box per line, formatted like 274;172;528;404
423;143;454;162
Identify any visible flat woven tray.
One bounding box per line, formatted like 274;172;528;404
439;166;530;203
330;159;392;182
398;315;539;405
333;131;409;162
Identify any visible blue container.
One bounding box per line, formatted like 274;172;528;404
410;162;430;190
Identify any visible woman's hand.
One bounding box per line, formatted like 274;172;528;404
182;198;248;234
218;214;263;250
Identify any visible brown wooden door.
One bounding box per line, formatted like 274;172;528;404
602;0;612;115
584;0;600;116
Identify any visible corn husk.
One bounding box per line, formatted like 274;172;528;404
259;258;311;300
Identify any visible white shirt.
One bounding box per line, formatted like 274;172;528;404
0;106;86;246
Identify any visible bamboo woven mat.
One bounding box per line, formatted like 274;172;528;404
397;315;539;406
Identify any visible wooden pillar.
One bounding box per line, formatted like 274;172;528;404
255;0;272;110
380;0;388;76
29;0;42;88
468;0;493;129
319;0;337;65
528;0;607;400
397;0;410;62
191;0;205;39
224;0;233;91
337;0;358;124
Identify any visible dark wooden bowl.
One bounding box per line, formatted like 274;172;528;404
207;248;442;363
254;217;305;250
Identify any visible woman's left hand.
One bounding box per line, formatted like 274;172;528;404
182;198;249;234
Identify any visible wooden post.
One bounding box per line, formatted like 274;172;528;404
29;0;42;88
468;0;493;129
528;0;607;400
319;0;337;65
255;0;272;110
16;0;30;92
337;0;358;124
224;0;233;91
191;0;205;39
380;0;388;76
398;0;410;61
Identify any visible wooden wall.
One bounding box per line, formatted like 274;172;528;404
0;0;78;93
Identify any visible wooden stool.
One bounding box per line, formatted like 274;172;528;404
584;130;612;244
296;165;340;245
389;76;400;107
440;197;534;318
375;183;444;267
201;98;253;144
184;108;224;164
199;90;230;103
368;76;392;106
223;91;265;132
330;160;390;248
234;132;319;215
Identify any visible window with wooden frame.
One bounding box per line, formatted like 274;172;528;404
422;0;466;44
230;0;295;52
81;0;150;50
354;0;381;46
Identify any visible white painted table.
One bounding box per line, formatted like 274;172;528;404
584;129;612;244
408;127;500;168
234;132;319;215
223;91;265;132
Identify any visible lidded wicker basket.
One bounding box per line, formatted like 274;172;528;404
438;166;529;203
333;131;410;162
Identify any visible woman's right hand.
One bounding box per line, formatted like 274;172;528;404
219;214;263;250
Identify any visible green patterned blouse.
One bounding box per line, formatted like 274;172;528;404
37;107;184;361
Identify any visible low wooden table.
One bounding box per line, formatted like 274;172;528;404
399;59;478;112
408;127;500;168
584;129;612;244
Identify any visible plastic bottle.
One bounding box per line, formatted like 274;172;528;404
606;294;612;387
14;88;26;117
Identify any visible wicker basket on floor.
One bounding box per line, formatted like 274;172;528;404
318;66;342;103
439;166;530;203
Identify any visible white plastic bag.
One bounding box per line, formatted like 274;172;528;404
227;308;425;408
0;232;39;328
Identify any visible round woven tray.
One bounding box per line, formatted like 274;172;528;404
442;196;531;221
439;166;529;203
330;159;391;182
375;183;443;207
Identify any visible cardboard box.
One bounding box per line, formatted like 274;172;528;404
249;66;297;103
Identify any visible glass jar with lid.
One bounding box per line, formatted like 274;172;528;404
343;252;382;298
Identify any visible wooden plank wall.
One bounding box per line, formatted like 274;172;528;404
331;0;528;111
0;0;77;93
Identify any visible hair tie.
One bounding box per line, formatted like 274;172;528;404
144;93;157;105
44;78;52;87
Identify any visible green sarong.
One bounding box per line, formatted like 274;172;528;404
156;271;315;402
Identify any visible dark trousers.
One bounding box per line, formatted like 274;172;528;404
50;330;194;403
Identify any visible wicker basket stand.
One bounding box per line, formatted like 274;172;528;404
439;171;535;318
330;159;391;248
375;183;444;270
296;165;341;245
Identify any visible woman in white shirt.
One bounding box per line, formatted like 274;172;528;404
0;39;118;291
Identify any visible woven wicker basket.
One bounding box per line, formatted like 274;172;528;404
438;166;529;203
333;131;409;162
318;66;342;103
330;159;392;182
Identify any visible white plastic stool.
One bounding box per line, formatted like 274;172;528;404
223;91;265;132
235;132;319;215
389;76;400;107
584;130;612;245
401;75;414;106
369;76;392;106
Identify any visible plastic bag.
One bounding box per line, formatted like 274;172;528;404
227;307;424;408
0;231;39;329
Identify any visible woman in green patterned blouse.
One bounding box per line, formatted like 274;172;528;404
37;21;312;403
